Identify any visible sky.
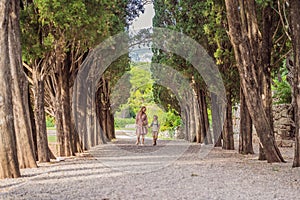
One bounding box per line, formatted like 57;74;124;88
130;3;155;31
129;3;155;62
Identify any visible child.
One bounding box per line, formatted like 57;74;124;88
149;115;160;146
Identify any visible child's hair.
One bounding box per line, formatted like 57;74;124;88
153;115;158;119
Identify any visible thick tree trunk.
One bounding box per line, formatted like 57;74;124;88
54;63;74;156
0;69;20;178
194;89;202;143
95;85;107;145
239;88;254;154
196;88;212;144
225;0;284;162
109;112;115;140
106;110;115;140
290;0;300;167
201;91;213;144
61;65;73;156
189;97;196;142
55;67;65;156
74;76;88;150
33;75;50;162
222;91;234;150
104;80;115;140
211;93;222;147
98;78;115;141
9;0;37;168
258;145;266;160
28;87;37;160
101;106;108;139
69;84;83;153
258;4;274;161
0;0;21;178
182;105;190;141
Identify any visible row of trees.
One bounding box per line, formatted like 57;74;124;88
151;0;300;165
0;0;147;179
1;0;300;179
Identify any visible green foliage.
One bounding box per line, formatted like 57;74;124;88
255;0;273;7
115;62;182;132
272;77;292;104
114;118;136;128
207;108;212;125
272;60;292;104
126;62;154;113
151;74;181;113
160;109;181;132
46;115;55;127
20;0;141;63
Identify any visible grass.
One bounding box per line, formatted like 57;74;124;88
158;136;174;140
115;127;136;131
48;135;57;143
46;127;173;142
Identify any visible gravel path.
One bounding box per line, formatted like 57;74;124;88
1;131;300;200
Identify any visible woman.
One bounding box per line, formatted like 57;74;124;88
135;106;148;145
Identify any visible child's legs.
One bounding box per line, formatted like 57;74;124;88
152;131;158;140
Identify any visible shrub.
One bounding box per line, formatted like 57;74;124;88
272;76;292;104
114;118;135;128
46;116;55;127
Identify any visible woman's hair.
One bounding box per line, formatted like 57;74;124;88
139;106;146;113
137;106;146;120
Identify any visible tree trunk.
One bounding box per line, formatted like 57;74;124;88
211;93;222;147
106;110;115;139
0;69;20;178
55;66;65;156
61;64;73;156
182;105;189;141
9;0;37;168
95;85;107;145
33;75;50;162
194;88;202;143
28;87;38;160
0;0;21;178
54;62;74;157
239;87;254;154
73;75;88;150
98;78;115;141
196;88;212;144
290;0;300;167
105;80;115;139
201;90;213;144
225;0;284;162
258;4;274;161
189;97;196;142
222;91;234;150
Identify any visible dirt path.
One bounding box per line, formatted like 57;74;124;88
1;131;300;200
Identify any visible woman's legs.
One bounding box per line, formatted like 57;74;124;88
136;133;140;145
141;135;145;145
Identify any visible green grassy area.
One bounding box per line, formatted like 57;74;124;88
114;118;135;129
48;135;57;143
158;135;174;140
144;131;174;140
46;127;173;141
115;127;136;131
